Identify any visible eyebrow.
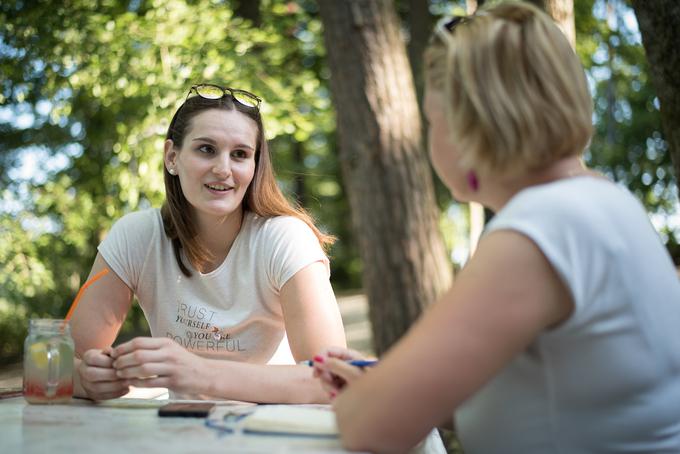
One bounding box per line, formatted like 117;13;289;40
192;136;255;151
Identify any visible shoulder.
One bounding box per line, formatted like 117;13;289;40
489;177;632;233
108;208;162;239
115;208;161;225
246;213;318;244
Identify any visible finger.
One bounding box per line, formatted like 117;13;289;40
313;364;342;393
311;357;335;384
324;357;365;384
111;337;170;357
84;379;130;395
313;355;347;377
115;363;171;380
325;346;366;361
83;349;115;368
113;348;166;370
319;378;341;397
79;365;120;383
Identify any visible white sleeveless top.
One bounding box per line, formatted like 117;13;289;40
456;177;680;453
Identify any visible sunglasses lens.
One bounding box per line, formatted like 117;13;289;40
445;17;463;32
188;84;261;109
231;91;259;108
195;85;224;99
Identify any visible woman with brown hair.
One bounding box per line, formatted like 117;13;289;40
312;2;680;452
70;84;346;402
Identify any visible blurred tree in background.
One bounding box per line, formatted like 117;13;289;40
1;0;677;365
0;0;358;362
576;0;680;261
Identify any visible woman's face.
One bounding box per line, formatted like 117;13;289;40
164;108;257;222
424;87;471;202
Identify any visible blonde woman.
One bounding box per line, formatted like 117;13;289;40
313;2;680;452
71;84;346;402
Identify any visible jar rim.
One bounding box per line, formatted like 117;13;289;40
28;319;71;331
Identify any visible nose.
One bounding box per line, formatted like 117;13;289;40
212;153;231;177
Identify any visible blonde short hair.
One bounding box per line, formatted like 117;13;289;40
425;1;593;177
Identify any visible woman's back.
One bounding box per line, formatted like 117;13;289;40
456;177;680;453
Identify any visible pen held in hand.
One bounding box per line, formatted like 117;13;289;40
301;359;378;368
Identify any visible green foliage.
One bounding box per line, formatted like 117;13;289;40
0;0;677;365
575;0;678;239
0;0;355;364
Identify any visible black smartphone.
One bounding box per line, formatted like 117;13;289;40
157;402;215;418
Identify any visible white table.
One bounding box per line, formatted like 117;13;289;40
0;395;446;453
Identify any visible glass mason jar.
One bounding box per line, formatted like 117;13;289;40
23;319;75;404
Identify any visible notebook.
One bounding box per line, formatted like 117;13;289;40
208;404;338;437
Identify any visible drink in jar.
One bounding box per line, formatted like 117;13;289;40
23;319;74;404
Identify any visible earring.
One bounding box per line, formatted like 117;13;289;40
168;168;176;175
466;170;479;191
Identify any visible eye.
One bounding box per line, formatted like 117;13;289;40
231;149;249;159
197;144;215;154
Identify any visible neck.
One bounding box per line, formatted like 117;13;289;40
482;156;596;212
194;209;244;265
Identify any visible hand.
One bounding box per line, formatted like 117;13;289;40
110;337;205;395
77;347;130;400
312;346;372;399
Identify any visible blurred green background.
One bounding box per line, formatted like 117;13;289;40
1;0;677;365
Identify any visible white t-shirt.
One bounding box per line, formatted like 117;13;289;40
98;208;329;367
456;177;680;453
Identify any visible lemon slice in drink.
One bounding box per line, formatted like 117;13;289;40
29;342;49;369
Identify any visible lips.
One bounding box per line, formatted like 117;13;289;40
205;183;233;192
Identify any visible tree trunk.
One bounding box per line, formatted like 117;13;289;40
406;0;435;106
474;0;576;47
318;0;452;354
292;139;306;207
233;0;261;27
631;0;680;200
543;0;575;47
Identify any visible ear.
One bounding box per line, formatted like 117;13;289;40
164;139;177;172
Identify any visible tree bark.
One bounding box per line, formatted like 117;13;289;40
543;0;576;47
631;0;680;199
318;0;452;354
406;0;435;106
292;139;306;207
233;0;261;27
473;0;576;47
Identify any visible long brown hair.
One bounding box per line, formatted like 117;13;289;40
161;92;334;277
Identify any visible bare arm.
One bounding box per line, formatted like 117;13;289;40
69;253;133;399
330;230;573;453
279;261;347;361
112;261;347;403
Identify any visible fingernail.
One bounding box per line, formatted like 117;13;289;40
313;355;324;363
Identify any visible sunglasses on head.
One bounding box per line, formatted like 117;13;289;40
186;84;262;110
432;15;473;44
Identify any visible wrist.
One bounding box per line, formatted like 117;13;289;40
197;357;223;397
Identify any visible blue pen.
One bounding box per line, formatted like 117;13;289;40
301;359;378;368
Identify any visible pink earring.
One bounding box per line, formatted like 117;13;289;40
466;170;479;191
